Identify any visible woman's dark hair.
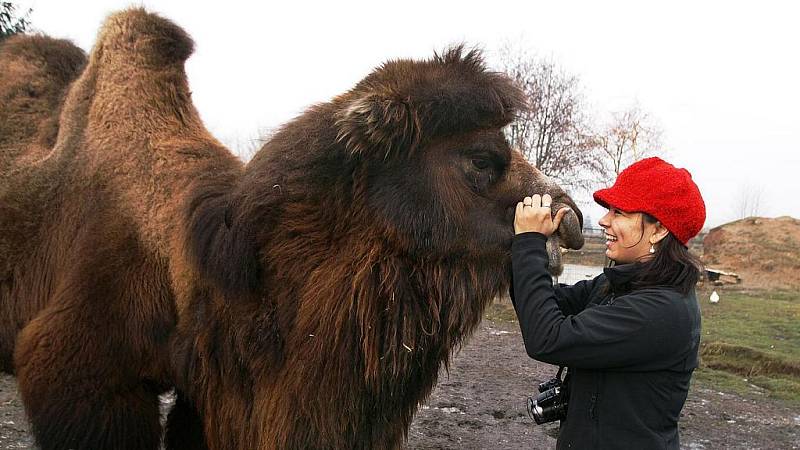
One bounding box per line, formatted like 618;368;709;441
623;213;704;295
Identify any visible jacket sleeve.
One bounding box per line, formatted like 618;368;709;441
553;280;595;316
508;234;595;316
511;232;688;370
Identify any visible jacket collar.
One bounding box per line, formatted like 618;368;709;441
602;263;641;294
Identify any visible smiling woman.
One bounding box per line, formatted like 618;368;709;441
510;157;706;450
598;207;665;264
593;157;706;295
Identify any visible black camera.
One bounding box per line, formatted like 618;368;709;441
527;367;569;425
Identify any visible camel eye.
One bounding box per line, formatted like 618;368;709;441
471;158;490;170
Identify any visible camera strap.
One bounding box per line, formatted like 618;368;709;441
558;366;570;393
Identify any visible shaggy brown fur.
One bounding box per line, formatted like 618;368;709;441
0;34;86;154
0;34;86;371
0;9;583;450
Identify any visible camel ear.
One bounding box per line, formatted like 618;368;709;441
334;94;421;160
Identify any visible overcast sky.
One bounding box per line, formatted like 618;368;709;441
18;0;800;228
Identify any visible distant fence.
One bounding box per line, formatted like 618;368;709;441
562;227;607;267
557;263;604;285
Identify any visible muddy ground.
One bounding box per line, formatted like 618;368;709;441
0;317;798;449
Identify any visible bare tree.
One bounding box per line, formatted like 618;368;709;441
496;43;602;190
222;126;275;162
1;2;32;41
734;183;766;219
596;104;664;181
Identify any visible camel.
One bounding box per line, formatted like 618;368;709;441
0;9;583;449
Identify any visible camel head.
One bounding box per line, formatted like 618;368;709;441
330;47;584;273
190;48;585;308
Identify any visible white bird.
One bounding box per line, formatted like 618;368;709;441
710;291;720;304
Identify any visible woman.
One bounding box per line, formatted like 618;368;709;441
511;157;704;450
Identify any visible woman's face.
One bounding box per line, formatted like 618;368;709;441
598;208;658;264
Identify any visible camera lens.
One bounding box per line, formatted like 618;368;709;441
528;385;568;424
528;372;569;425
532;403;567;425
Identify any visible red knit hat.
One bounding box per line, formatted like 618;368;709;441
593;157;706;245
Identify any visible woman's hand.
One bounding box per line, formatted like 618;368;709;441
514;194;570;236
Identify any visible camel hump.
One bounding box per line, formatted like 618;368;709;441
52;7;212;148
0;34;86;86
94;8;194;68
0;34;86;162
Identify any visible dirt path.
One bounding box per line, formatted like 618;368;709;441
407;318;800;449
0;318;798;449
0;373;29;449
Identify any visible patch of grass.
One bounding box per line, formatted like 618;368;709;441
748;375;800;404
699;288;800;362
697;288;800;407
691;367;765;398
484;301;519;323
691;368;800;407
701;342;800;378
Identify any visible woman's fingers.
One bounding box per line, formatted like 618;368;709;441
514;193;572;237
514;201;526;234
515;193;564;236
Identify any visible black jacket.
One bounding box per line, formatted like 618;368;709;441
511;233;701;450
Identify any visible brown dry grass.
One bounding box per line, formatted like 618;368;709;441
703;216;800;289
701;342;800;378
